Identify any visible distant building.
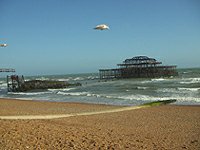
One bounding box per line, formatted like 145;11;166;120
99;56;178;79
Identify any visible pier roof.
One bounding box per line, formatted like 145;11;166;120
117;56;161;66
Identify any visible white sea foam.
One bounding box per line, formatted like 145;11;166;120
57;91;101;98
0;81;5;84
57;78;70;82
35;77;49;81
136;86;149;90
8;91;51;96
0;83;7;87
57;91;89;96
73;77;84;81
183;71;189;74
114;94;200;103
87;76;99;80
0;97;35;101
157;87;200;94
86;93;101;98
151;78;166;82
180;78;200;84
117;95;154;101
54;89;200;103
141;78;168;84
14;97;35;100
48;88;76;92
177;87;200;92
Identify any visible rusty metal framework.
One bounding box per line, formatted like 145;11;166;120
99;56;178;79
7;75;24;92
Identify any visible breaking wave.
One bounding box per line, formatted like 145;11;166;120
141;78;172;83
110;94;200;103
48;88;76;92
151;78;166;82
157;87;200;94
177;87;200;92
57;91;89;96
55;90;200;103
180;78;200;84
136;86;149;90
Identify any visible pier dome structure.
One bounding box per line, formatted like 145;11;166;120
99;56;178;79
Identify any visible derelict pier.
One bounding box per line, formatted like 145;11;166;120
99;56;178;79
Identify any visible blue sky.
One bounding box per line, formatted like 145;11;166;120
0;0;200;76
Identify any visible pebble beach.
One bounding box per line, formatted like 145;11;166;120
0;98;200;149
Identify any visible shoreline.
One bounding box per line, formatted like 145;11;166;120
0;98;148;120
0;98;199;118
0;98;200;149
0;98;121;116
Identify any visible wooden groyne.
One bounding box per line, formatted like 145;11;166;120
7;75;81;92
99;56;178;79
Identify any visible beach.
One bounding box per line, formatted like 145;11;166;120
0;98;199;149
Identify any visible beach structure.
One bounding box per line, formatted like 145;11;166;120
7;75;24;92
99;56;178;79
0;68;15;72
7;75;81;92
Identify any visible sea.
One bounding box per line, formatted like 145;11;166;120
0;68;200;106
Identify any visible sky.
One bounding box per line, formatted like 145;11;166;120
0;0;200;76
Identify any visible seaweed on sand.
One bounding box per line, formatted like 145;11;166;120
142;99;177;107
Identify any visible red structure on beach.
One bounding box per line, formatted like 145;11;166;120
99;56;178;79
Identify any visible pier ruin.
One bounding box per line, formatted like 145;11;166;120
0;68;15;72
7;75;81;92
99;56;178;79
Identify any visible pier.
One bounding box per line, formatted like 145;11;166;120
99;56;178;79
7;75;81;92
0;68;15;72
7;75;24;92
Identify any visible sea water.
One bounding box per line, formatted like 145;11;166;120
0;68;200;106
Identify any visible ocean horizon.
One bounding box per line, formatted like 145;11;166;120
0;68;200;106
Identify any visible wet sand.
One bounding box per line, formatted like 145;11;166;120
0;98;200;149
